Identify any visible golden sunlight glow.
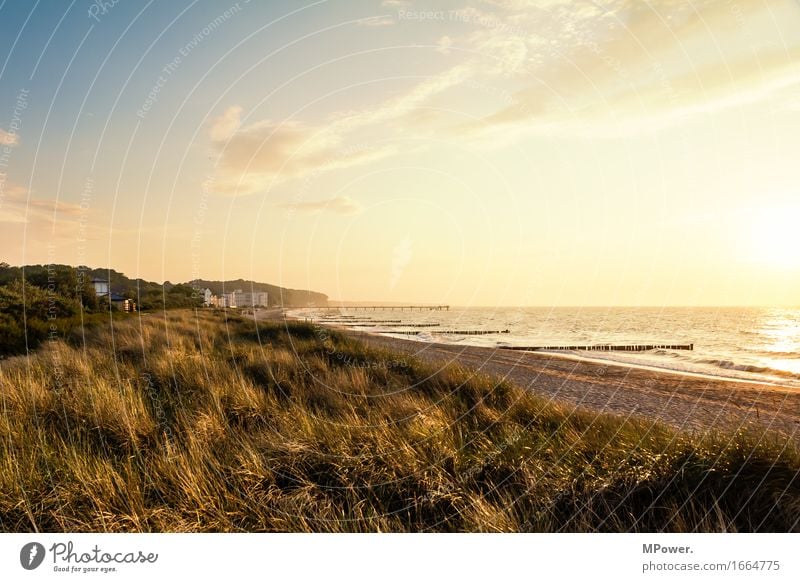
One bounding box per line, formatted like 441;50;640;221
750;207;800;269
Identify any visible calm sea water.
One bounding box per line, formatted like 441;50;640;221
291;307;800;387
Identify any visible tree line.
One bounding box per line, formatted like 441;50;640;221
0;262;201;356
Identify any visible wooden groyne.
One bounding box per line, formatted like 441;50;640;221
328;323;441;328
500;343;693;352
322;319;403;325
377;323;441;328
388;329;510;336
439;329;510;335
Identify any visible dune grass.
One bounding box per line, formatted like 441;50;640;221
0;309;798;532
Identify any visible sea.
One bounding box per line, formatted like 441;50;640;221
289;307;800;387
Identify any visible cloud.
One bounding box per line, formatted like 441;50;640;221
328;64;471;132
210;114;341;195
208;64;468;196
282;196;362;215
453;0;800;137
207;0;800;193
436;35;453;55
357;15;395;27
216;119;336;176
209;105;242;141
209;109;400;195
0;183;112;269
0;184;85;224
0;129;18;146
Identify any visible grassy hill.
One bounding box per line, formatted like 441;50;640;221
0;309;797;532
0;262;328;356
189;278;327;307
0;262;195;356
0;263;328;310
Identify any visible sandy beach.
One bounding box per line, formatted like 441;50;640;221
339;329;800;440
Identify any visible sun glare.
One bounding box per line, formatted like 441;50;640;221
751;207;800;269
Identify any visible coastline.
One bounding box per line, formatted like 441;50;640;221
286;306;800;389
324;323;800;439
377;331;797;388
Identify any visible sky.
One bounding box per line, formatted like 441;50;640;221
1;0;799;306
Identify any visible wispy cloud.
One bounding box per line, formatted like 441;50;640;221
282;195;362;215
436;35;453;55
357;15;395;27
207;0;800;192
209;105;242;141
0;184;85;224
209;106;400;196
0;182;106;266
0;129;18;146
453;0;800;137
207;64;469;196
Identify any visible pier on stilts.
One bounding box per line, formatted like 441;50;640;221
320;305;450;311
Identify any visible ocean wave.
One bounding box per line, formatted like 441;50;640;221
305;307;800;385
748;350;800;359
693;358;800;381
650;349;684;358
539;349;800;386
604;348;800;382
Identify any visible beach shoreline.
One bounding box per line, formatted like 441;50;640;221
292;322;799;439
377;332;797;387
362;332;800;438
266;309;800;438
286;306;800;388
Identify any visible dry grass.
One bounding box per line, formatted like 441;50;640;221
1;309;798;532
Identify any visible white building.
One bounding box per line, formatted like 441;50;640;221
232;290;268;307
91;278;109;297
223;291;237;308
90;278;135;311
194;287;268;309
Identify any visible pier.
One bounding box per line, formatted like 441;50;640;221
321;305;450;311
500;343;693;352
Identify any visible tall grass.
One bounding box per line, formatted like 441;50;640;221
1;309;798;532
